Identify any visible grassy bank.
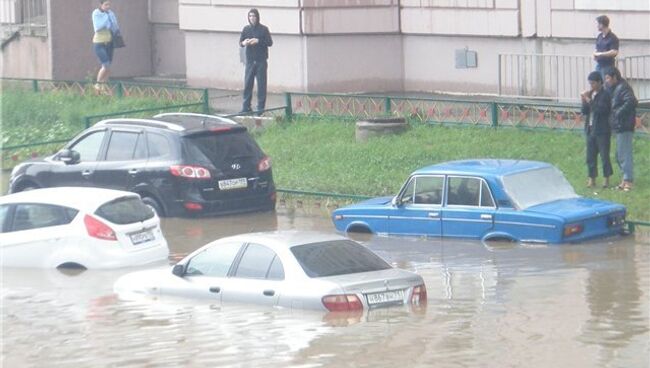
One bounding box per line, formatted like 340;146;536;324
257;120;650;221
1;89;200;148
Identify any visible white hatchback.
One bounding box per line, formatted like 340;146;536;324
0;187;169;269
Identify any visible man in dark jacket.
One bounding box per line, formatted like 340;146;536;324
581;71;613;188
239;8;273;113
605;67;637;191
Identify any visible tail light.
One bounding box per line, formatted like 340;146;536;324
84;215;117;241
258;156;272;172
411;284;427;305
563;223;584;237
184;202;203;211
170;165;211;179
322;294;363;312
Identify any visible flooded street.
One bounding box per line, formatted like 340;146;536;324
1;206;649;368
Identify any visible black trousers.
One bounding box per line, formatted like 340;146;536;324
586;133;613;178
242;60;268;112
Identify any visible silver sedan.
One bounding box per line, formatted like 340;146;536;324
114;231;427;311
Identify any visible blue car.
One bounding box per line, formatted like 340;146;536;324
332;160;627;243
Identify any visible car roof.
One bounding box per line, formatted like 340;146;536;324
412;159;552;178
95;114;246;136
216;231;349;250
0;187;139;210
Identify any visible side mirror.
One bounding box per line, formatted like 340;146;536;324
172;264;185;277
58;149;80;165
391;196;401;207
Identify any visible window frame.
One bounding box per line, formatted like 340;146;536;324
6;203;77;233
67;129;108;162
230;243;285;281
397;174;446;207
444;175;496;209
102;129;144;162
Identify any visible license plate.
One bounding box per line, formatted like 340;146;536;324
366;289;405;306
218;177;247;190
130;230;155;245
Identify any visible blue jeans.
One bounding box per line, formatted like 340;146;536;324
94;42;114;67
615;131;634;182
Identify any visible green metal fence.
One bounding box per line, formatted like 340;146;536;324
284;92;650;135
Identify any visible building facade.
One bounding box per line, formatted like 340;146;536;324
2;0;649;98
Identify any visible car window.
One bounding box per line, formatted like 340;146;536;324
233;243;283;280
184;131;263;168
133;134;147;160
185;242;242;277
0;205;10;232
413;176;444;205
266;255;285;280
147;133;173;159
70;131;106;162
291;240;391;278
399;178;415;205
447;177;481;206
105;131;140;161
481;182;495;207
10;204;74;232
95;196;154;224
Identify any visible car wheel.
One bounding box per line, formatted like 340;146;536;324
142;196;164;217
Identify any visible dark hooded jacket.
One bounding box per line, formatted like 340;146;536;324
239;9;273;63
609;79;637;133
581;87;611;136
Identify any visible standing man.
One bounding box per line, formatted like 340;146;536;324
239;8;273;114
593;15;619;79
580;71;612;188
605;67;637;192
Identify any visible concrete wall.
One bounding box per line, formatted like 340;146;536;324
0;35;51;79
48;0;151;80
149;0;185;77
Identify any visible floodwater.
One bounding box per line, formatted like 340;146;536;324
2;206;649;368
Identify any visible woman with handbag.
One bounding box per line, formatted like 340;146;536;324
92;0;121;91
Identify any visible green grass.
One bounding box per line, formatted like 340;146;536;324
1;89;194;148
256;119;650;221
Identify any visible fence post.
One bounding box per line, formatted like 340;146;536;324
202;88;210;114
284;92;293;121
491;102;498;128
32;79;39;92
384;97;391;116
115;82;124;98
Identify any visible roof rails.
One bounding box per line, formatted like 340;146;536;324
153;112;239;125
94;118;185;131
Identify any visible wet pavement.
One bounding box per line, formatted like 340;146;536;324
1;205;649;368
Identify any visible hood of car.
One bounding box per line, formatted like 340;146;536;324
336;196;393;211
525;197;626;222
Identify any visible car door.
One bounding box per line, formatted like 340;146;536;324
387;175;444;236
48;130;108;187
221;243;284;307
161;242;243;305
441;176;496;239
92;129;148;191
0;203;77;267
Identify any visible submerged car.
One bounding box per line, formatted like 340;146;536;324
7;112;275;217
114;231;427;311
0;187;169;268
332;160;626;243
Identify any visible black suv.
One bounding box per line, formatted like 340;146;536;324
8;113;276;217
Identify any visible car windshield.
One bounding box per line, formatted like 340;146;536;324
501;166;578;209
95;197;155;224
291;240;392;278
184;131;263;168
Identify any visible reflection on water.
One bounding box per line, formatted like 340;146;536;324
2;208;649;368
